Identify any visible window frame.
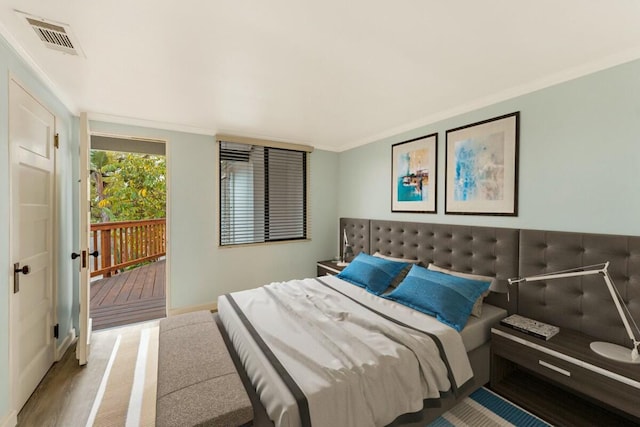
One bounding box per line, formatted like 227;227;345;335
217;134;313;248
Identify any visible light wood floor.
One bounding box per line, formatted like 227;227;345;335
17;321;159;427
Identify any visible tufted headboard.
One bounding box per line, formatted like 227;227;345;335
338;218;519;311
340;217;370;258
336;218;640;344
518;229;640;348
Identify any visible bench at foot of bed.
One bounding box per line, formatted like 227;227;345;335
156;310;253;427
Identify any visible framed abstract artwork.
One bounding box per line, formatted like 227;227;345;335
445;112;520;215
391;133;437;213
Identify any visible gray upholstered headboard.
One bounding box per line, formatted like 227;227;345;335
339;218;519;311
518;229;640;347
338;218;640;343
339;217;370;257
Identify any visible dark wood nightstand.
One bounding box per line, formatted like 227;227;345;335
317;260;347;276
491;323;640;426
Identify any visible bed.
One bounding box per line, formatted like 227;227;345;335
217;218;520;426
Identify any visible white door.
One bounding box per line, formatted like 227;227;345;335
77;112;92;365
9;78;56;411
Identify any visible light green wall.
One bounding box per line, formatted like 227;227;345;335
0;37;76;424
3;25;638;426
338;58;640;236
89;121;340;309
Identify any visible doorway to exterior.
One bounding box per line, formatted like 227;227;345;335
88;135;167;330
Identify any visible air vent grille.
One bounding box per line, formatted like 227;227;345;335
27;18;75;51
16;11;84;57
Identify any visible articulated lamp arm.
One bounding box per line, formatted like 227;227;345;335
601;266;640;361
509;262;640;363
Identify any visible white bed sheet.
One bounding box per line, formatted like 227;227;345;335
218;275;474;427
460;303;507;352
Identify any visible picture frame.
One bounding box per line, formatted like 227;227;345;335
391;133;437;213
445;112;519;216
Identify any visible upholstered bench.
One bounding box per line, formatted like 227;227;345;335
156;310;253;427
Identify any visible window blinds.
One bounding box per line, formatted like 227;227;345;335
219;141;307;246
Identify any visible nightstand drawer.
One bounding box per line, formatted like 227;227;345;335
317;265;337;276
492;330;640;418
492;332;576;382
316;260;345;277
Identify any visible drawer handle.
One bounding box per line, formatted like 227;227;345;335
539;360;571;377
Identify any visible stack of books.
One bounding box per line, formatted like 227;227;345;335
500;314;560;340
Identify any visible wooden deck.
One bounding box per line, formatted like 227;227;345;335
90;260;166;330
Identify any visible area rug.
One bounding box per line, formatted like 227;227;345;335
428;387;552;427
85;322;550;427
86;323;159;427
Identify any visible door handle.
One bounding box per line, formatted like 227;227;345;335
72;251;98;262
13;263;30;293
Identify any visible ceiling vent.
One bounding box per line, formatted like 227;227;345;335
16;11;84;57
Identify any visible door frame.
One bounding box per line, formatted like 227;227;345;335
81;128;171;323
7;75;58;415
77;112;91;365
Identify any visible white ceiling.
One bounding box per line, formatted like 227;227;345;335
1;1;640;152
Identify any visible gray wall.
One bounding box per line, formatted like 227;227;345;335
0;37;77;424
338;58;640;236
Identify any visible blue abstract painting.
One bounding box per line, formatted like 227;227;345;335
454;132;505;202
392;133;437;212
397;148;429;202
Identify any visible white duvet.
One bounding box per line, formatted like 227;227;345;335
218;275;473;427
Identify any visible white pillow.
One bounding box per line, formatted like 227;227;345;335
427;264;495;318
373;252;421;264
373;252;420;288
427;263;499;291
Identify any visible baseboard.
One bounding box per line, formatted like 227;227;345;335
0;409;17;427
168;301;217;316
55;327;77;361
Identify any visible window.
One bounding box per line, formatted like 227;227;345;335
219;138;310;246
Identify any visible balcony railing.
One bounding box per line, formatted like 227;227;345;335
90;218;166;278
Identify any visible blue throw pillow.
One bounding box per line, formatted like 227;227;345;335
383;264;491;331
337;252;409;295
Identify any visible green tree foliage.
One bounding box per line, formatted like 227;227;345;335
90;150;166;223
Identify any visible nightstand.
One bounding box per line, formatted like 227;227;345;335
491;323;640;426
317;260;346;276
